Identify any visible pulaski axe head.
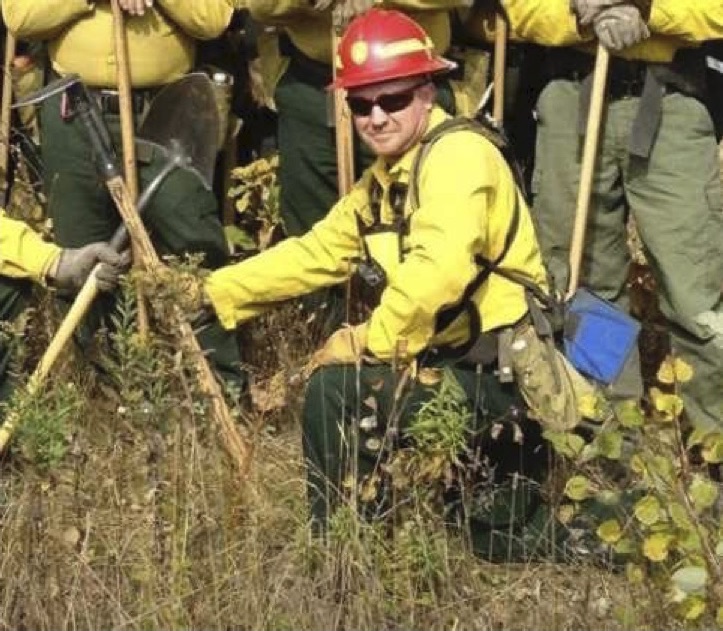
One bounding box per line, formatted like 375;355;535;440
137;72;220;191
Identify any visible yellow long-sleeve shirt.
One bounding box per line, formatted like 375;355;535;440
0;212;61;283
497;0;723;62
247;0;466;65
2;0;232;87
206;107;546;360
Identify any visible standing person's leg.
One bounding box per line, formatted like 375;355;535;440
533;79;641;399
40;92;118;343
624;92;723;431
139;149;247;395
0;278;32;406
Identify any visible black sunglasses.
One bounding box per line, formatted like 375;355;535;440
346;80;429;117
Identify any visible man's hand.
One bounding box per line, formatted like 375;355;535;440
312;323;370;367
50;244;130;292
570;0;627;26
593;4;650;51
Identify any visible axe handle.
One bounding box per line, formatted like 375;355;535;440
0;32;17;200
105;175;253;479
110;0;139;200
110;0;151;337
567;44;609;298
493;13;507;125
331;28;355;197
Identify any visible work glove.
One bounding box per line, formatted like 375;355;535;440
570;0;627;26
312;322;370;367
593;5;650;51
51;243;130;292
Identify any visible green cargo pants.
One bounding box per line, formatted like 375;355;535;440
302;362;566;562
533;79;723;430
0;278;31;407
39;90;246;393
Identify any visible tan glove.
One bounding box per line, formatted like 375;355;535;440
571;0;652;25
593;4;650;51
570;0;628;26
312;323;370;367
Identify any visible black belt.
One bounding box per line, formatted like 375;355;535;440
89;87;155;116
48;70;156;116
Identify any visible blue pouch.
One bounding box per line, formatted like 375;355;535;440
563;288;641;384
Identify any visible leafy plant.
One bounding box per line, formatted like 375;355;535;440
226;154;280;253
12;381;84;471
550;355;723;626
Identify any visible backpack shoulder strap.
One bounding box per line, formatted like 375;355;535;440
408;115;529;211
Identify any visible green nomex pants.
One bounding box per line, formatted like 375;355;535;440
302;362;569;563
0;277;32;408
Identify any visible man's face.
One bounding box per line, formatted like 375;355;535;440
347;76;435;160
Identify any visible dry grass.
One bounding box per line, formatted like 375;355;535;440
0;289;691;631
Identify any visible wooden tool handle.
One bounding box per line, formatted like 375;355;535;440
567;44;610;298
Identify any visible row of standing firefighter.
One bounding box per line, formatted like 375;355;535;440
0;1;721;562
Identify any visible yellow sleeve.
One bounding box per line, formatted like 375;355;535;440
500;0;587;46
247;0;313;24
205;185;365;329
381;0;468;10
0;213;61;283
649;2;723;42
366;132;499;360
156;0;233;40
2;0;93;39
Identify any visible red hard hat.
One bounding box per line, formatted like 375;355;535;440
329;8;456;90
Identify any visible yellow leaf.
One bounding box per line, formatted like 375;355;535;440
650;387;684;421
656;356;694;385
656;357;676;384
578;393;600;420
679;596;706;621
564;475;593;501
717;606;723;627
597;519;622;544
701;434;723;464
634;495;661;526
642;532;674;562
